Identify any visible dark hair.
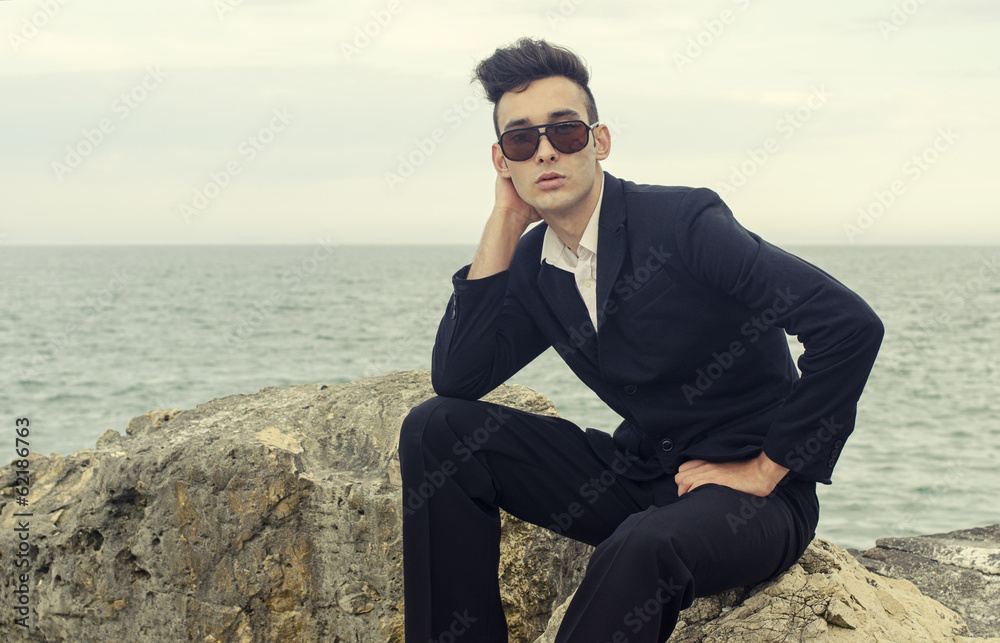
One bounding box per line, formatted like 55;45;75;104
473;37;599;138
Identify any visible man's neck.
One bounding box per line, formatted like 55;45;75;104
543;173;603;256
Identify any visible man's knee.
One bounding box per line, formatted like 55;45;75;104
399;396;452;454
398;396;501;458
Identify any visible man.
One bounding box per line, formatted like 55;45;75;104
398;38;883;642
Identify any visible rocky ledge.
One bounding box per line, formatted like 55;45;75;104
0;370;996;642
856;525;1000;639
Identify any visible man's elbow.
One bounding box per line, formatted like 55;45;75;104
865;310;885;349
854;308;885;362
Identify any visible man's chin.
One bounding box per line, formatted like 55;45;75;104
532;190;578;218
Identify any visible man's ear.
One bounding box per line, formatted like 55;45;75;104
492;143;511;178
594;124;611;162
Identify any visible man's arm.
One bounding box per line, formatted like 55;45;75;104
431;176;549;399
673;188;884;493
467;175;541;278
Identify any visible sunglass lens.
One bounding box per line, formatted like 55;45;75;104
549;122;589;154
502;129;540;161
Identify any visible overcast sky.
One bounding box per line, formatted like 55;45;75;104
1;0;997;246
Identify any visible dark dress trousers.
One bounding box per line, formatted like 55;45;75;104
398;171;884;642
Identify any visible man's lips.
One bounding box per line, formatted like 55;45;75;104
536;173;566;190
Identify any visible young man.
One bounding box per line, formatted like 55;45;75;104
398;38;883;642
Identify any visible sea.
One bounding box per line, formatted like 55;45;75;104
2;244;998;551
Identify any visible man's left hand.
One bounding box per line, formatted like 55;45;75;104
675;452;789;497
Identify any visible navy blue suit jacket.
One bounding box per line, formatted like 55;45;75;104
431;172;883;484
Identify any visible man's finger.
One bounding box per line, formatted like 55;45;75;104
676;467;713;496
677;459;706;472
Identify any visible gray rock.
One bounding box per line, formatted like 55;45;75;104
0;371;589;642
858;524;1000;638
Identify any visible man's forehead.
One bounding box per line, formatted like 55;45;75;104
496;76;589;131
502;108;583;131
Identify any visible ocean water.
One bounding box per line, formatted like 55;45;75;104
2;244;998;550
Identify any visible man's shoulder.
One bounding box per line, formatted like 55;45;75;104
613;175;719;210
603;174;726;234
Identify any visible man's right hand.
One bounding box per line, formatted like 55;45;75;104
493;174;541;230
467;175;541;279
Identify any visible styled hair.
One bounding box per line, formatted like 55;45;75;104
473;37;599;138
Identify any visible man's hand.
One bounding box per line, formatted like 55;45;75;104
467;176;541;279
493;174;541;229
674;452;789;497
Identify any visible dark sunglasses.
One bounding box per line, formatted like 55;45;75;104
497;119;599;162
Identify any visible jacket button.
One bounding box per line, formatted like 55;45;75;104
827;458;836;467
833;440;844;449
624;384;637;395
660;439;674;452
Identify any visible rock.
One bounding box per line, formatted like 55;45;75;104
536;539;993;642
0;371;589;642
4;369;994;642
857;524;1000;638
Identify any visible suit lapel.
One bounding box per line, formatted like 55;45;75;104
537;261;599;364
595;172;626;333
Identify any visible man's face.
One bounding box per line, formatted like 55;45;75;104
492;75;610;219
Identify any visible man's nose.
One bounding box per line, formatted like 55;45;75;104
535;133;558;160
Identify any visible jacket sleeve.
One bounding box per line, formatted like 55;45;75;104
675;188;884;483
431;264;551;399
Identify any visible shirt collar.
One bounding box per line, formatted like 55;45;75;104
540;179;604;266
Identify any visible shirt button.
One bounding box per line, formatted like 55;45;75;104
623;384;637;395
660;439;674;452
583;279;593;288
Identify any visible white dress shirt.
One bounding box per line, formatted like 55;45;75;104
539;181;605;330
